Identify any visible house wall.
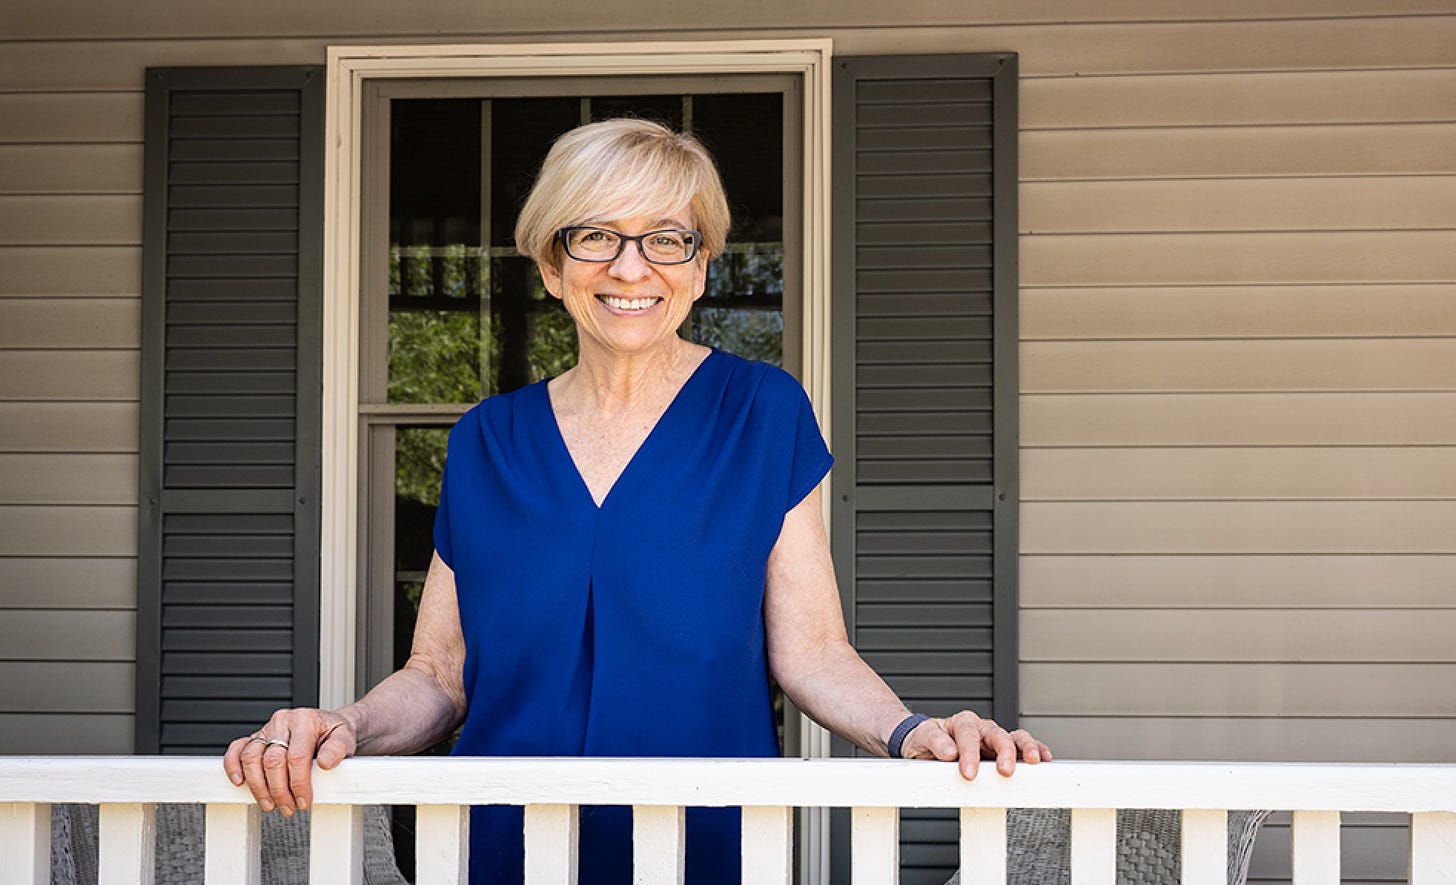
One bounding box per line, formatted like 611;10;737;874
2;0;1454;878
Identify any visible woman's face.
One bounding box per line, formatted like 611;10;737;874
538;209;707;362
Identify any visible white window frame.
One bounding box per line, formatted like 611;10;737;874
319;40;833;706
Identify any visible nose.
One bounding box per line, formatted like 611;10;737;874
607;238;652;282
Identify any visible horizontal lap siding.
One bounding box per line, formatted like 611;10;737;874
0;65;142;752
1004;14;1456;885
1016;51;1456;778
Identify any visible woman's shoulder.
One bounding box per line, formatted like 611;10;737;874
449;380;548;441
713;349;804;396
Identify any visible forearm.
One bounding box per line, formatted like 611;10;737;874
773;638;911;758
333;658;466;756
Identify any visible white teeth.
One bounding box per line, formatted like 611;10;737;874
601;295;657;311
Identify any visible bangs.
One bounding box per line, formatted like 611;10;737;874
561;149;707;230
514;118;731;265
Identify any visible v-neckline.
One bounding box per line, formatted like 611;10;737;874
542;348;718;511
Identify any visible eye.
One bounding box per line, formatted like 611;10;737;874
647;232;684;248
577;229;614;244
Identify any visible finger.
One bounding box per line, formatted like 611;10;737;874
262;727;295;815
1039;741;1054;762
942;714;986;780
1010;728;1042;764
316;719;354;770
966;718;1016;777
961;728;993;780
990;727;1017;776
239;739;274;811
287;735;317;812
223;736;249;786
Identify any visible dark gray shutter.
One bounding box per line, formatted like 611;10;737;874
137;67;323;754
829;54;1018;883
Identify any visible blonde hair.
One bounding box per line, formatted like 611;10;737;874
514;118;731;266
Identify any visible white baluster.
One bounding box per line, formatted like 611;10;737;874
204;804;261;885
1410;812;1456;884
417;804;470;884
310;804;363;885
99;803;156;885
633;805;685;885
960;807;1007;885
0;802;50;885
1182;810;1226;885
1291;811;1340;885
1070;808;1115;885
741;806;793;885
524;803;577;885
850;807;898;885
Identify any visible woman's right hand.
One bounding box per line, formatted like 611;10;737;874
222;707;357;815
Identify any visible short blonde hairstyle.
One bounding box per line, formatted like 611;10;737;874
514;118;731;266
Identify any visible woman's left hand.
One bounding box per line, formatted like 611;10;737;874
900;712;1052;780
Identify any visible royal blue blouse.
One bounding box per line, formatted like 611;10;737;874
432;348;834;884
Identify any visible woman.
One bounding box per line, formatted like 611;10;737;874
224;118;1049;883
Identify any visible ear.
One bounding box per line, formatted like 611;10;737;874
689;254;709;303
538;259;563;301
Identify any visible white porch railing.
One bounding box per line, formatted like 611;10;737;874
2;757;1455;884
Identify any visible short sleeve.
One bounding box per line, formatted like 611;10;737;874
432;424;458;570
784;380;834;511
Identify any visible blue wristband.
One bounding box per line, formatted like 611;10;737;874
887;713;930;759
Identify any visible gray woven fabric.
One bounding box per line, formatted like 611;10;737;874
50;803;407;885
945;808;1272;885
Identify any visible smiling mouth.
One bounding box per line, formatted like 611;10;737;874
598;294;661;312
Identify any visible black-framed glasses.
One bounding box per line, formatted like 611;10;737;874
557;226;702;265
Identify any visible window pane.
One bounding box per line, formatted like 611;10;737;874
393;425;447;674
693;92;785;366
489;98;580;249
389;99;485;403
591;94;683;129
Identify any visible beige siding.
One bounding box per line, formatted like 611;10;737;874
1025;393;1456;445
2;7;1452;877
1023;124;1456;178
1023;448;1456;500
0;454;138;504
0;662;135;712
1023;664;1456;718
1018;717;1456;763
0;558;137;608
1;247;140;296
1022;554;1456;608
0;714;133;754
0;39;143;752
1000;15;1456;881
0;195;142;245
0;610;135;661
1022;285;1456;339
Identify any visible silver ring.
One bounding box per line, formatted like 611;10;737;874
247;734;268;745
265;738;289;750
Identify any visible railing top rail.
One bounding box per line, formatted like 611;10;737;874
3;757;1454;813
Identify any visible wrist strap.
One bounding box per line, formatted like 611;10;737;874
887;713;930;759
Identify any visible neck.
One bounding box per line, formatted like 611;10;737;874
560;337;705;414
